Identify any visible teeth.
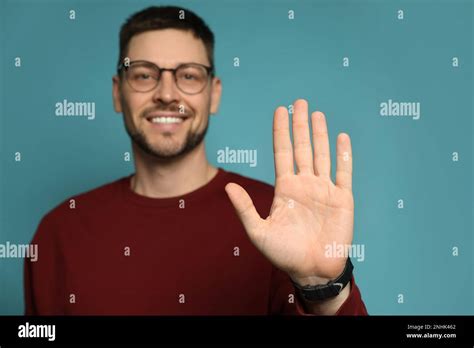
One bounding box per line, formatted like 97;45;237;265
150;117;184;124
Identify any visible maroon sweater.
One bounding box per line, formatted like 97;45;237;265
24;168;367;315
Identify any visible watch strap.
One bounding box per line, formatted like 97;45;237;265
291;257;354;302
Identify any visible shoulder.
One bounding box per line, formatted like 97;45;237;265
31;176;129;241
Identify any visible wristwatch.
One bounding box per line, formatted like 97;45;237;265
290;258;353;302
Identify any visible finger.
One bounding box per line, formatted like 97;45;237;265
311;111;331;178
335;133;353;191
273;106;294;177
292;99;314;174
225;183;263;234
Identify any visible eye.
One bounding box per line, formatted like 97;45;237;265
183;74;196;80
132;73;151;80
178;67;205;82
128;66;157;81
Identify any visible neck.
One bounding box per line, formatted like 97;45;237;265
130;141;218;198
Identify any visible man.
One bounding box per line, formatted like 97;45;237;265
24;6;367;315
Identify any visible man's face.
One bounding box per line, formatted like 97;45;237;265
113;29;222;159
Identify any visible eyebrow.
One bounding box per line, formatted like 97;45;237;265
133;60;208;67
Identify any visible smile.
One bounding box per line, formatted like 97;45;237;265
149;116;184;124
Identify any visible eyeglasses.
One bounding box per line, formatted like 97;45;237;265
117;60;214;95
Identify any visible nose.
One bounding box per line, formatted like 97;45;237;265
152;70;180;104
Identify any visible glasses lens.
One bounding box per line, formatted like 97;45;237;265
126;63;159;92
176;65;208;94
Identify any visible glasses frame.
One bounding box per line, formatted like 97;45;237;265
117;60;215;95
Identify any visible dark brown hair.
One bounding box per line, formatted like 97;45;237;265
118;6;215;74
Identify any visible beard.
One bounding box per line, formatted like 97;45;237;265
124;110;209;161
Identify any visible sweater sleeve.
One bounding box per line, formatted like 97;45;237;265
24;213;66;315
268;265;368;315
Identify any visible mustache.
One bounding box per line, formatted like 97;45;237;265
141;105;190;118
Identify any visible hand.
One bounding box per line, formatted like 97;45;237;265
225;99;354;286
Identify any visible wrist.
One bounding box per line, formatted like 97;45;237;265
300;281;351;315
289;274;332;287
290;258;354;303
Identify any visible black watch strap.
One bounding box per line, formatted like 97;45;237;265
291;258;354;302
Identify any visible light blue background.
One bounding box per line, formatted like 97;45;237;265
0;0;472;314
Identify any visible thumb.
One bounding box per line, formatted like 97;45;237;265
225;183;262;235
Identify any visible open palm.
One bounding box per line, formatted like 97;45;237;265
225;99;354;285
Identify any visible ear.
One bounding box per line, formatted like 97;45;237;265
112;75;123;113
209;76;222;115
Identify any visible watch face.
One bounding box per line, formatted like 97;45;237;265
332;283;344;293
